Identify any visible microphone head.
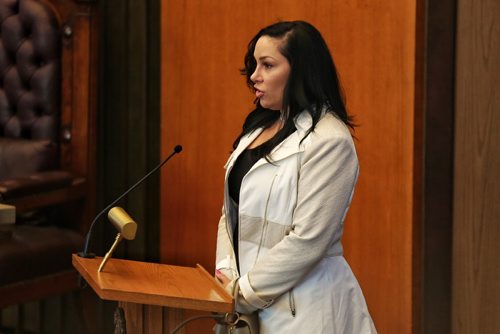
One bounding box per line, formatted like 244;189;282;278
174;145;183;153
108;207;138;240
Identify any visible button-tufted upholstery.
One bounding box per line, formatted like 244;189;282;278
0;0;61;182
0;0;60;140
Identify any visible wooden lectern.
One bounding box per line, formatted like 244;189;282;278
73;254;233;333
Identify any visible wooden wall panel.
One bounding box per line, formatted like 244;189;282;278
161;1;418;332
453;0;500;332
98;0;161;263
420;0;456;332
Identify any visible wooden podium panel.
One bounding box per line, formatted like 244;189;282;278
73;255;233;333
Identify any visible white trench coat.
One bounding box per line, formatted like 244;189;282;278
216;111;377;333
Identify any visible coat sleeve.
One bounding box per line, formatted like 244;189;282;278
215;208;238;284
237;130;359;311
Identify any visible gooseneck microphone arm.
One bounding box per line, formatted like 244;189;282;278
78;145;183;258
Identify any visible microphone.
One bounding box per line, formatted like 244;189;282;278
77;145;183;258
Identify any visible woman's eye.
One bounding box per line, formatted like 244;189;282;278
263;63;273;69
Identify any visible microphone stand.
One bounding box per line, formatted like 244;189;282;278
77;145;182;258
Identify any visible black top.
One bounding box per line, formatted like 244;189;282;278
227;145;266;270
228;146;266;203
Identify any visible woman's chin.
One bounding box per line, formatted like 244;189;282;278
260;102;280;111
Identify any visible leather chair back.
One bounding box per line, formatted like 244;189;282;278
0;0;61;180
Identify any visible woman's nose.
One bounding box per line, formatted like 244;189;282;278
250;67;261;83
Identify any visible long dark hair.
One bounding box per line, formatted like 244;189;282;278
234;21;354;155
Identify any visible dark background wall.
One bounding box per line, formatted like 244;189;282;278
92;0;161;332
96;0;160;263
420;0;456;332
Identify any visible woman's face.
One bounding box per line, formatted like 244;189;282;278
250;36;291;111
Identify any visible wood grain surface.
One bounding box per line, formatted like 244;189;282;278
161;1;418;332
72;254;232;313
453;0;500;332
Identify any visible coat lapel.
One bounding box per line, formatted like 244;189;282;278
224;111;314;174
225;111;314;174
249;131;304;171
224;128;263;171
249;111;312;171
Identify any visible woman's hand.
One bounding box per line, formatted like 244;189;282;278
215;269;231;288
216;270;257;313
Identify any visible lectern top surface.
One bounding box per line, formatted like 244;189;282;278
72;255;233;313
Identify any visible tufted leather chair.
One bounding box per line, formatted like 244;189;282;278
0;0;97;307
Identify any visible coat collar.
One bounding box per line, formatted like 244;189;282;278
224;111;314;172
223;128;263;170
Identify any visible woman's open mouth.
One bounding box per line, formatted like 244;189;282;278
255;88;264;98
